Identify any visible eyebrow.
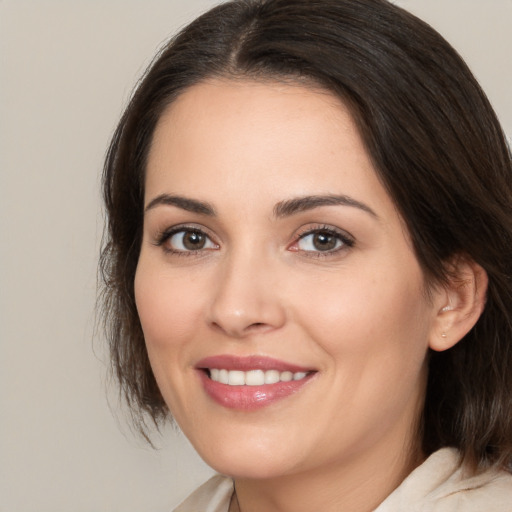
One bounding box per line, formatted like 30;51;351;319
144;194;216;216
273;194;378;219
144;193;377;219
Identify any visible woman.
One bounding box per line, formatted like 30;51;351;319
99;0;512;510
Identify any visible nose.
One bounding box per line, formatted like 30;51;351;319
207;250;286;338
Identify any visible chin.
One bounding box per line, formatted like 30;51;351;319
207;455;293;480
194;433;301;479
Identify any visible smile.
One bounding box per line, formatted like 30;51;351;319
208;369;309;386
196;355;316;410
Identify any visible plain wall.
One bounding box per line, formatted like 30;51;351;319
0;1;510;511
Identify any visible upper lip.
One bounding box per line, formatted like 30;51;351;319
196;355;314;373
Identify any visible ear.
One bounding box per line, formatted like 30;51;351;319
429;256;488;352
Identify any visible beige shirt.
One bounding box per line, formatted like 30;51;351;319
173;448;512;511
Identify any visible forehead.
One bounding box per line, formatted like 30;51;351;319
148;78;351;168
145;79;393;219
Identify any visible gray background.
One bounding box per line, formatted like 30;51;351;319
1;1;510;511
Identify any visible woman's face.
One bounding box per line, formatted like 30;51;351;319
135;79;444;479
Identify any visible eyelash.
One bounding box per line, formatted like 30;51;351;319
292;225;355;258
153;224;355;258
154;225;218;256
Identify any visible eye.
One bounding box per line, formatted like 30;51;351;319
292;226;354;255
298;231;341;252
158;228;218;253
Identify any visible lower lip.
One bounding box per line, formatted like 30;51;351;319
198;371;315;410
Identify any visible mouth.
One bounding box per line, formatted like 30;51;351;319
206;368;310;386
196;355;316;410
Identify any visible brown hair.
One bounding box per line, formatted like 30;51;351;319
99;0;512;470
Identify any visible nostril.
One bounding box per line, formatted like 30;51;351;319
245;322;274;334
247;322;267;330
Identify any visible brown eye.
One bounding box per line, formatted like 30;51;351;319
182;231;206;250
311;232;338;251
296;228;353;254
166;229;217;252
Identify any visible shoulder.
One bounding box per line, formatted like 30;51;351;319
376;448;512;512
431;467;512;512
172;474;234;512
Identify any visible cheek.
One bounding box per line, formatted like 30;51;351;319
294;267;431;435
134;260;204;350
293;264;431;371
133;259;210;420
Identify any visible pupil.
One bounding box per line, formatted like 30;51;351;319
183;231;205;250
313;232;336;251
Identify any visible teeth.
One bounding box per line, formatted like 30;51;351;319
264;369;280;384
280;371;293;382
228;370;245;386
219;369;229;384
246;369;265;386
209;368;309;386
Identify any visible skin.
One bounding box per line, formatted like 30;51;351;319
135;79;477;511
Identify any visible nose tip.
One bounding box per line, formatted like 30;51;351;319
206;261;286;339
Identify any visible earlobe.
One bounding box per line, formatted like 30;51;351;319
429;257;488;352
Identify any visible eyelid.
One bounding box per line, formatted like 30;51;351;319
153;224;219;253
289;224;355;255
151;222;354;257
